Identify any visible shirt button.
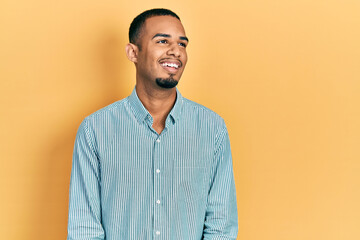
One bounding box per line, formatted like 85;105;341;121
156;199;161;204
156;139;160;143
156;231;160;235
156;169;160;174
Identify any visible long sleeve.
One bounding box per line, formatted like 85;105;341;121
67;119;105;240
203;127;238;239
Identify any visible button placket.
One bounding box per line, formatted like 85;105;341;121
153;136;162;238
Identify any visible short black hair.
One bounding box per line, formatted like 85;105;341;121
129;8;180;47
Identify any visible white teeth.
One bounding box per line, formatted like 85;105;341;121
161;62;179;69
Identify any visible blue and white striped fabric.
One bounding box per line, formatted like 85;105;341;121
67;87;238;240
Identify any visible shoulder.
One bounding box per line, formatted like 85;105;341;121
76;98;130;146
83;98;128;123
182;97;225;125
181;97;228;142
76;97;131;138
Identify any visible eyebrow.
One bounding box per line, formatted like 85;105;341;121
152;33;189;42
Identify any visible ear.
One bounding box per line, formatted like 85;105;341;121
125;43;139;63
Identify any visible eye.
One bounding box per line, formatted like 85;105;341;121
179;42;187;48
157;39;168;44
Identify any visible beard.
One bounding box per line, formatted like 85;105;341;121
155;77;178;89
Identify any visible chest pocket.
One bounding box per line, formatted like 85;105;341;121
174;167;207;203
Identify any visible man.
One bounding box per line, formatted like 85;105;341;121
67;8;238;240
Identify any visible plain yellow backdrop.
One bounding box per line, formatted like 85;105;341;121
1;0;359;239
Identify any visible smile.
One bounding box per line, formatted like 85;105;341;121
159;59;182;73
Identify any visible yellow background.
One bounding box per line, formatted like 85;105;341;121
1;0;359;239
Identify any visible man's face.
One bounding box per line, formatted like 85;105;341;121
135;15;188;89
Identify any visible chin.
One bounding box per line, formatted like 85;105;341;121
155;77;179;89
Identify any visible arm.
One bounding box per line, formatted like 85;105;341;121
203;127;238;240
67;119;105;240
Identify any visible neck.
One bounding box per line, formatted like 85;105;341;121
135;83;177;134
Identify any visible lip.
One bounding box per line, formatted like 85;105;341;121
159;58;182;67
158;58;182;74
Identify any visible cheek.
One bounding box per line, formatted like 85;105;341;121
182;51;188;63
182;56;188;67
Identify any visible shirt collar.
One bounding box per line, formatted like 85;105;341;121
128;87;183;124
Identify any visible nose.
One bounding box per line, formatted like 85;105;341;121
167;43;181;58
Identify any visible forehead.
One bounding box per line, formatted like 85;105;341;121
142;15;186;37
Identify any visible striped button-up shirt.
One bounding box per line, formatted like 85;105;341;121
67;87;238;240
